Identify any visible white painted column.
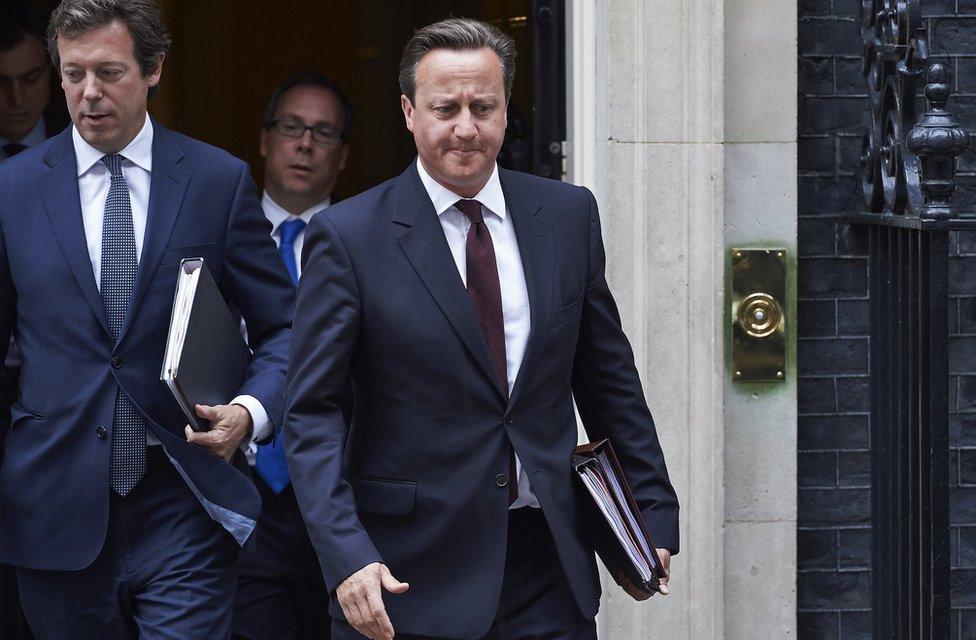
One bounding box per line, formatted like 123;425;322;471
722;1;797;639
570;0;726;637
567;1;797;638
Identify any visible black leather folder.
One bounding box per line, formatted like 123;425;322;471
572;439;667;595
160;258;251;431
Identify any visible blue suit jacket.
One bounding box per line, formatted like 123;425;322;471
0;122;295;570
285;163;679;639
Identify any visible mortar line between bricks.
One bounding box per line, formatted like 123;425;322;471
799;484;872;490
797;608;872;614
798;171;858;177
802;93;868;99
798;255;868;260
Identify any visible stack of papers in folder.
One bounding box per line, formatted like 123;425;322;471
160;258;251;431
572;439;667;594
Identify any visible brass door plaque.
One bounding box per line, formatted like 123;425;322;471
731;249;787;381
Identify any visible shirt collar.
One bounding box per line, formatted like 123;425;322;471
261;192;331;235
73;113;153;177
415;157;506;220
0;117;46;148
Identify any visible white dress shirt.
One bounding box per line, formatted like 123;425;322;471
416;158;539;509
261;192;331;280
0;117;46;161
71;113;270;446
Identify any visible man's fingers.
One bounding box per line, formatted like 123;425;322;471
336;563;404;639
184;425;219;445
185;425;218;446
345;596;378;640
344;599;371;639
356;590;385;640
184;424;234;460
194;403;216;420
380;566;409;594
366;589;395;640
656;548;671;595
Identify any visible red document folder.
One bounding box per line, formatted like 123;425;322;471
572;439;667;595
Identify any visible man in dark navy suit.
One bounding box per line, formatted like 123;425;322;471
285;17;679;640
233;71;354;640
0;1;294;638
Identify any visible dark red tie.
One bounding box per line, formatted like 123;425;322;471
455;199;518;505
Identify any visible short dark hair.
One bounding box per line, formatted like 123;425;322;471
262;71;355;142
398;17;516;104
0;1;48;52
47;0;170;85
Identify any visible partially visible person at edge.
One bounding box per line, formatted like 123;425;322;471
232;70;352;640
285;16;679;640
0;0;295;638
0;3;70;638
0;0;68;163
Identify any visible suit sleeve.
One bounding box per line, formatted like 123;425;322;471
284;213;382;591
571;187;680;554
0;216;13;449
221;163;295;431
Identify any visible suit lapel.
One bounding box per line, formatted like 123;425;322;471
116;122;189;345
394;165;507;400
502;169;552;410
38;129;111;337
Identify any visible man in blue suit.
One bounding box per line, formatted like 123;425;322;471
285;17;679;640
232;71;353;640
0;1;294;638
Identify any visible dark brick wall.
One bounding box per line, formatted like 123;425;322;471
798;1;976;639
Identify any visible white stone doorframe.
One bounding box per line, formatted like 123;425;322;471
565;2;798;639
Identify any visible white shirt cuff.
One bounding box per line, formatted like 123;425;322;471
230;394;272;450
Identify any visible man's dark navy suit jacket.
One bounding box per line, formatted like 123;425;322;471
285;162;680;639
0;121;295;571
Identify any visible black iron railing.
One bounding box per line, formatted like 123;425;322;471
855;2;974;638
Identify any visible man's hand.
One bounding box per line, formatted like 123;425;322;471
617;548;671;601
656;548;671;595
184;403;252;462
336;562;409;640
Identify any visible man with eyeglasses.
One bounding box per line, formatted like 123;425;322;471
232;71;353;640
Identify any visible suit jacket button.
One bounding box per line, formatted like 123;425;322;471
96;426;107;439
110;356;123;369
504;415;515;425
495;473;508;487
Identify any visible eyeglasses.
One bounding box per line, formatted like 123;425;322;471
268;118;344;145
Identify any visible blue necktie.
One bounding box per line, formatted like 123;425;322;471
101;154;146;496
255;217;305;492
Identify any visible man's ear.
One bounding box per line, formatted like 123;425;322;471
401;94;415;133
146;53;165;87
338;143;350;171
259;128;269;158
